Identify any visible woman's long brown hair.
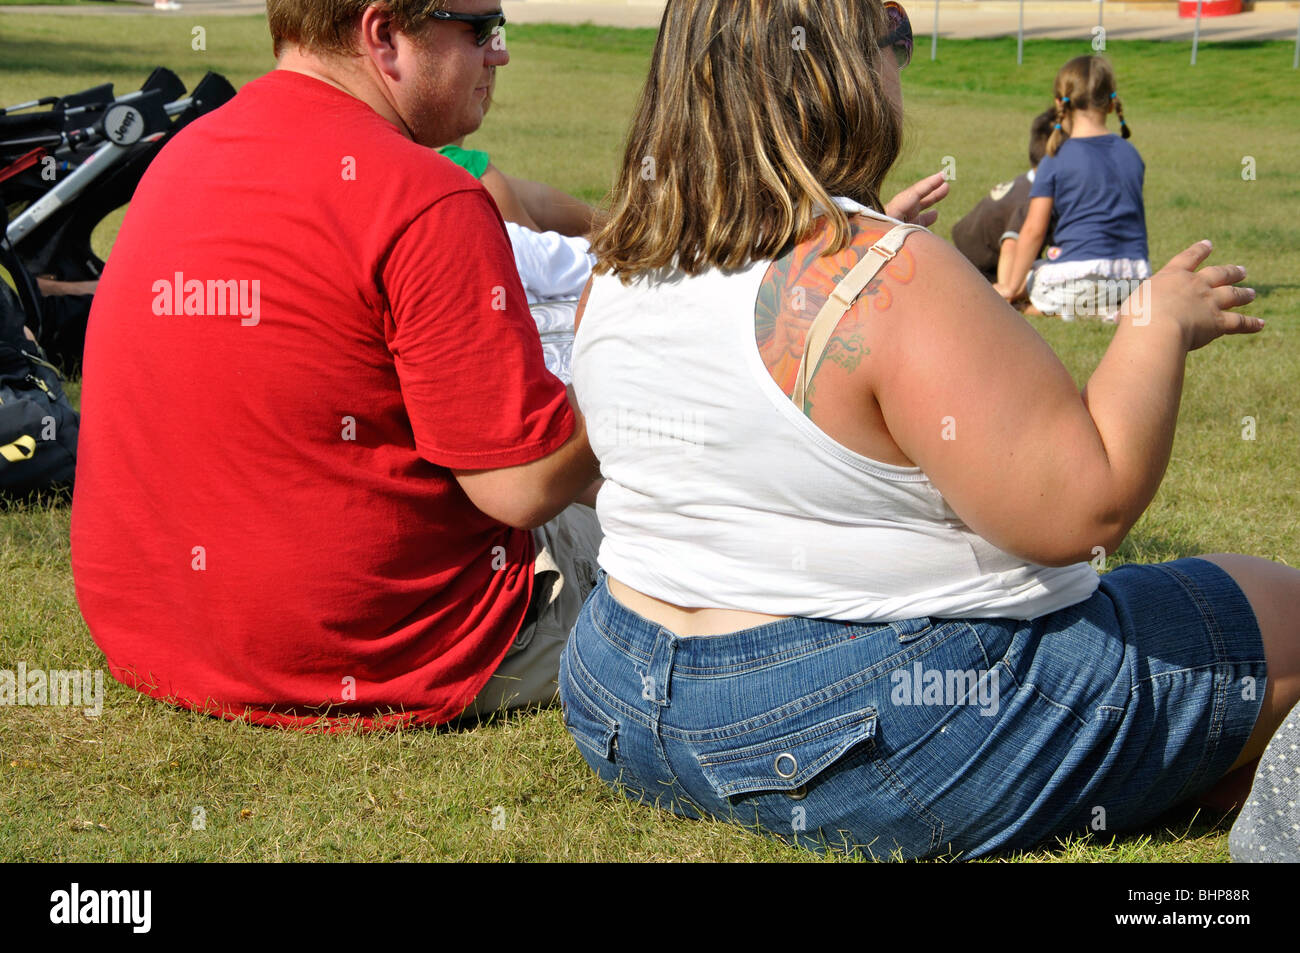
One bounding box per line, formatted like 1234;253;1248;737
591;0;903;281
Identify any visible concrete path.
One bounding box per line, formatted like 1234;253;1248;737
2;0;1298;42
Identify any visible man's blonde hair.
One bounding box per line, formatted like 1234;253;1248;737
591;0;904;280
266;0;448;57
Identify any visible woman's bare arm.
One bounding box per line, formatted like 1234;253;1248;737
866;235;1258;566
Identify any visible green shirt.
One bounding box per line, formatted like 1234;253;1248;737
437;144;490;180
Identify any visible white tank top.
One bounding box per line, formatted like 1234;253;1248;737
573;204;1099;622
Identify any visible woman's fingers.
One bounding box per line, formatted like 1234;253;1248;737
1147;245;1263;350
1198;264;1248;289
885;172;950;223
1212;283;1258;312
1161;239;1215;275
917;178;950;210
1190;283;1262;348
1216;309;1265;336
912;209;940;229
905;171;948;201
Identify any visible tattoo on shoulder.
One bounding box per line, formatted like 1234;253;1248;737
754;218;917;396
825;332;868;373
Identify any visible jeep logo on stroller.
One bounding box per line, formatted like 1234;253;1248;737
103;104;144;146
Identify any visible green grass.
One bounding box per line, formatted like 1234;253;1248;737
2;16;1298;862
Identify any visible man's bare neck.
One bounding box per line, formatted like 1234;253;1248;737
274;47;411;140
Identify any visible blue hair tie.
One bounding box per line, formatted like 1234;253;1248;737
1054;123;1062;130
1062;96;1070;104
1110;92;1117;98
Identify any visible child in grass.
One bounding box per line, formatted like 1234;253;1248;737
952;107;1056;287
996;55;1149;320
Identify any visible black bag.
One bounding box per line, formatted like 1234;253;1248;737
0;223;79;499
0;332;79;498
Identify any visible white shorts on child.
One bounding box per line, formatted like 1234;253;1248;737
1027;256;1151;321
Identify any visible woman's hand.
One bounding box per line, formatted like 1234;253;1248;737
884;172;949;228
857;231;1264;568
1136;240;1262;351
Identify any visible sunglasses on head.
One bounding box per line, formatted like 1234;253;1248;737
430;9;507;47
880;1;913;69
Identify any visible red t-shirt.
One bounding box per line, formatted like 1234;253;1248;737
70;70;575;729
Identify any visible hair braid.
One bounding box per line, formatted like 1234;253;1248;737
1113;94;1131;139
1046;93;1070;157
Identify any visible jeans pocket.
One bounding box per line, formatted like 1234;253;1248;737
695;706;879;799
690;701;943;858
687;657;971;859
559;659;619;769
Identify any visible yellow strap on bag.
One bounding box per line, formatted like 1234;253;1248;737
0;434;37;462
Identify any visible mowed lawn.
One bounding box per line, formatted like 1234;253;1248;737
1;13;1297;862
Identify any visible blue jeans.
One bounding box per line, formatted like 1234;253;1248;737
558;558;1266;859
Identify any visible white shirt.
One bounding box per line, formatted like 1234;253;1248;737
573;201;1098;622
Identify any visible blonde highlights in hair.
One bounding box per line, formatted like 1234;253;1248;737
591;0;904;281
1047;54;1131;157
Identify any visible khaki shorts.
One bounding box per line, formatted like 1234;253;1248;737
460;503;602;719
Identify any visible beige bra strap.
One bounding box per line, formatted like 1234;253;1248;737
791;223;924;413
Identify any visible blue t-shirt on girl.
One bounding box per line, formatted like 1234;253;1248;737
1030;135;1148;265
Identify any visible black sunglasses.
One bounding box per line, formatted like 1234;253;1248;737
880;2;913;69
429;9;507;47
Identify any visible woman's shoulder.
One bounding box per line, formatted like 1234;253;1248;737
787;205;927;271
822;197;925;249
781;204;975;322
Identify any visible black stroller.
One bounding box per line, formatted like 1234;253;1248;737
0;68;234;498
1;67;235;375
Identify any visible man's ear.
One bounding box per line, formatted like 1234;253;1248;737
358;4;402;80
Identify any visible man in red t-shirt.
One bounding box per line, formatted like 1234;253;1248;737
70;0;602;729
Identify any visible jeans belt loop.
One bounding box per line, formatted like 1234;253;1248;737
644;628;677;708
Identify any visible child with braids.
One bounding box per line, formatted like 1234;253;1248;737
997;55;1148;319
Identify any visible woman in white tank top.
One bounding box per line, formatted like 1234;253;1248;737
558;0;1300;861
